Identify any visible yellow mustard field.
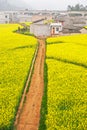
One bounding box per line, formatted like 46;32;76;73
47;34;87;67
0;24;37;129
46;35;87;130
39;34;87;130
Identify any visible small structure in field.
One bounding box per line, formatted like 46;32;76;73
50;23;62;35
80;28;87;34
30;18;63;37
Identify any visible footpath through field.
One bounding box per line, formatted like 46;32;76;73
15;39;45;130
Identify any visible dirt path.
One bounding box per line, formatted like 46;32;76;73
15;39;45;130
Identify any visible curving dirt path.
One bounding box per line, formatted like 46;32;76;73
15;39;45;130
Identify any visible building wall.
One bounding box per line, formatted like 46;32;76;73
30;24;50;36
51;26;62;35
68;11;87;17
50;22;63;35
80;28;87;34
57;11;87;29
18;16;32;22
0;11;33;23
0;13;9;23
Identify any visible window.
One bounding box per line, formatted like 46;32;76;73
84;14;87;16
56;28;59;32
5;21;8;23
5;15;8;18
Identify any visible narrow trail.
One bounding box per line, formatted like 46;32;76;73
15;39;45;130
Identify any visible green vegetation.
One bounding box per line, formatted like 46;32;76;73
67;3;87;11
39;62;48;130
84;26;87;29
40;34;87;130
16;22;34;36
0;24;37;129
18;30;34;36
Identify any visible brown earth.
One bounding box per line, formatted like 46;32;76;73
15;39;45;130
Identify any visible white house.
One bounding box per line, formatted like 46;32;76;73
0;12;10;23
0;11;33;23
30;19;63;37
16;14;32;23
50;23;63;35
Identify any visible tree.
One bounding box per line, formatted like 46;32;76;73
67;4;87;11
67;5;72;11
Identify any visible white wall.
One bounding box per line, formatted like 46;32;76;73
0;13;10;23
17;15;32;22
30;24;50;36
55;26;62;34
0;11;33;23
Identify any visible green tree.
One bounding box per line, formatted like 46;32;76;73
67;4;87;11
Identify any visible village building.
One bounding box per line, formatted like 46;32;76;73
30;18;63;37
63;25;81;33
30;18;50;37
0;12;10;23
0;10;33;23
50;23;63;35
31;14;52;22
17;14;32;22
80;28;87;34
55;11;87;33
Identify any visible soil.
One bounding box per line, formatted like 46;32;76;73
15;39;45;130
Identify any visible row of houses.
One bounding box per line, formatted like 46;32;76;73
0;10;53;23
30;18;87;37
0;10;87;24
0;10;87;36
30;11;87;36
0;11;32;23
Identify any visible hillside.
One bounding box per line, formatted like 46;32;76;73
0;0;32;11
0;0;19;11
